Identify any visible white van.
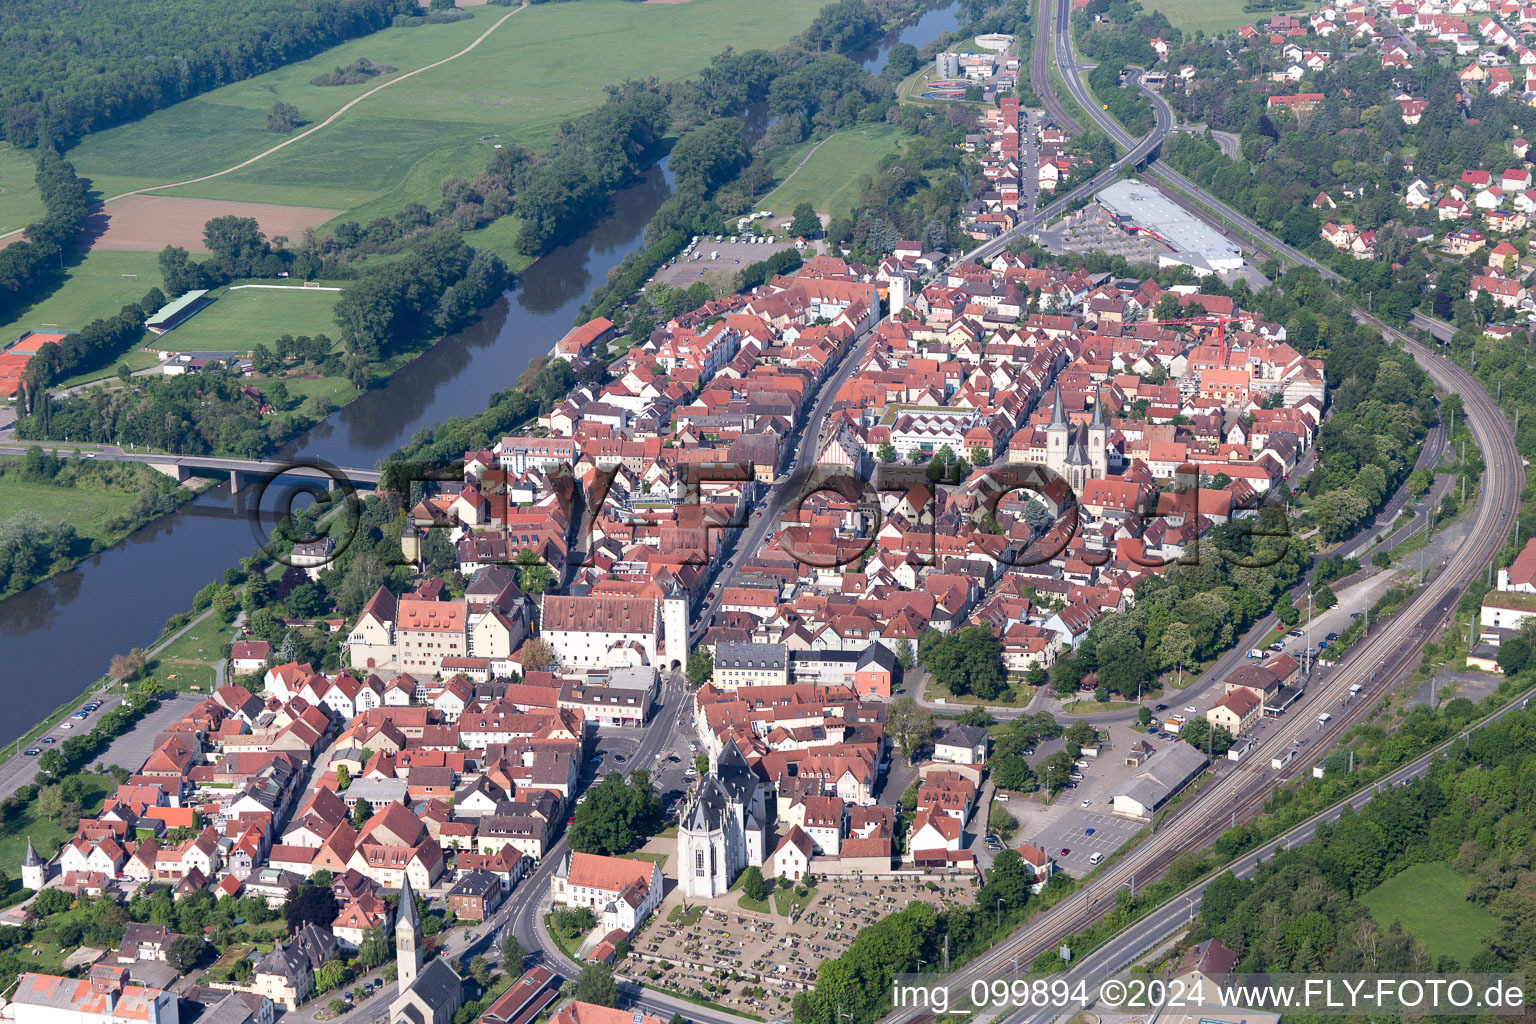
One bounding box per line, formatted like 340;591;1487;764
1088;852;1104;866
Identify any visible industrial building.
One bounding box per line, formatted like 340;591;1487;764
936;52;960;77
1094;180;1245;276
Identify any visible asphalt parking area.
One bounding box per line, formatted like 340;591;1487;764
1034;810;1141;876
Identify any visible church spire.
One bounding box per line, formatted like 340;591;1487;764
1090;386;1105;429
1048;386;1067;429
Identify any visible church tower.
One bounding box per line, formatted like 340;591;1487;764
21;837;45;891
1088;386;1109;479
396;872;423;989
1045;387;1070;477
1065;426;1091;493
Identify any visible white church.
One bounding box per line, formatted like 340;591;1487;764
677;738;769;898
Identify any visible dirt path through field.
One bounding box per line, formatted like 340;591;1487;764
0;1;529;246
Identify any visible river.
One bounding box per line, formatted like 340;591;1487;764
0;1;962;743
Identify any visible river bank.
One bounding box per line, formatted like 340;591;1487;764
0;0;965;747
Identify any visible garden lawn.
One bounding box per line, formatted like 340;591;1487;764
1359;861;1496;961
0;250;162;341
763;124;904;222
160;286;342;353
0;773;113;866
63;0;828;227
0;469;139;545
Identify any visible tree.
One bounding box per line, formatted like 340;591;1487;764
351;798;372;829
166;935;204;973
520;637;558;674
285;883;339;934
335;764;350;790
358;926;391;970
501;934;526;973
513;549;554;595
885;697;934;764
266;102;301;133
739;866;767;902
1137;706;1152;726
574;963;619;1007
315;960;350;994
878;441;897;463
694;753;709;776
568;771;664;855
469;955;493;988
1314;584;1338;612
918;626;1007;700
990;754;1035;791
686;648;714;686
790;202;822;238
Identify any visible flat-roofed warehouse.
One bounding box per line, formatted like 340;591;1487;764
1095;179;1245;275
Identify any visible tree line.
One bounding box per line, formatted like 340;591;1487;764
0;0;413;148
0;152;91;323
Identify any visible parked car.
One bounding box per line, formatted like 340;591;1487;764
995;793;1009;802
1060;848;1071;856
1080;799;1090;808
23;747;40;756
1268;641;1284;651
1084;828;1096;836
1287;629;1304;637
1184;706;1197;714
1326;632;1340;641
1074;760;1089;769
589;754;603;764
40;737;55;744
1088;852;1104;865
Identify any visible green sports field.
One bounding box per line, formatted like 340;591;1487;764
1359;861;1496;962
0;144;47;236
158;286;343;352
764;124;905;222
58;0;829;230
0;249;162;341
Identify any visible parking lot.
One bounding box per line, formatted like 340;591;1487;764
993;723;1154;877
1039;205;1168;264
651;237;803;287
1032;810;1142;875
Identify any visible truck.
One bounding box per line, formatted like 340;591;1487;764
1246;648;1264;659
1165;715;1186;734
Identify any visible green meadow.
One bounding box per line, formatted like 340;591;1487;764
764;124;905;222
61;0;830;228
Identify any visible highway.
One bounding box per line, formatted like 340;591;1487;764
873;1;1525;1020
